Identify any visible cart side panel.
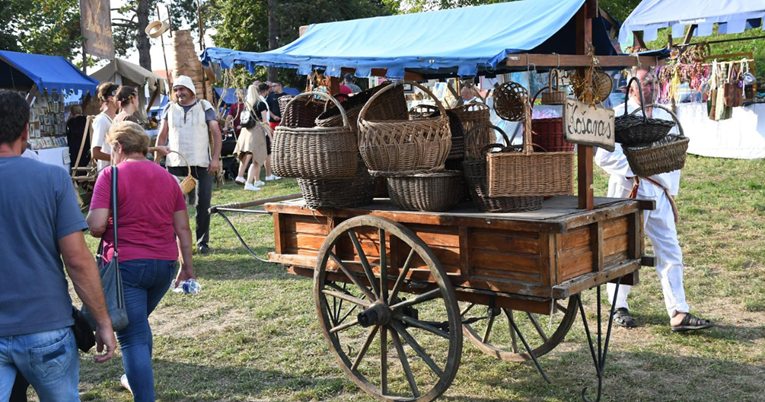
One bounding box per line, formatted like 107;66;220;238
466;228;547;287
279;213;330;261
556;215;632;282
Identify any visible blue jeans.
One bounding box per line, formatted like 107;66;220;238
117;259;176;402
0;327;80;402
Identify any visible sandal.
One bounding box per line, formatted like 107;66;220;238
611;308;637;328
671;313;714;332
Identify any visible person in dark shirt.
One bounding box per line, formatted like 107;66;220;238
66;105;90;170
265;81;287;131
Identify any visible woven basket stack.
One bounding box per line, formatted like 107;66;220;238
172;30;213;100
358;81;461;211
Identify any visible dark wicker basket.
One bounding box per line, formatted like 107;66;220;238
531;118;574;152
315;82;408;130
615;78;674;146
623;104;689;177
279;95;325;128
385;171;463;212
298;161;375;209
463;125;543;212
493;81;528;121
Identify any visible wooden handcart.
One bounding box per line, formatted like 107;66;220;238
212;195;655;402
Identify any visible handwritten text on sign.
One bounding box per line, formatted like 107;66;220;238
562;98;615;152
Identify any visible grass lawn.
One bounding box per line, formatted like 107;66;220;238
62;155;764;402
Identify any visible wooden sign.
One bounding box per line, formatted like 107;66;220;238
80;0;114;59
562;98;615;152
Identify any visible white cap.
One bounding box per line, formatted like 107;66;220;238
174;75;196;95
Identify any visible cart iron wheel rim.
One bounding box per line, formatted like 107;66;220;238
460;296;579;362
314;216;462;402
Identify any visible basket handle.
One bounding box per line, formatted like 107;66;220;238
522;102;535;155
284;91;350;128
548;69;560;92
464;123;515;158
480;143;519;157
168;150;192;177
624;77;648;122
359;80;447;123
628;103;685;138
408;104;439;118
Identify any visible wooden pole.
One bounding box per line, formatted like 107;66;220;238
81;41;87;74
157;5;171;85
576;0;595;211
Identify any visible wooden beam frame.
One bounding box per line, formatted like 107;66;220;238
504;54;657;69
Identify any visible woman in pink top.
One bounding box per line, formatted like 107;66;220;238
86;121;195;402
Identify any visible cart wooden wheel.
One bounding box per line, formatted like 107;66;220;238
460;296;579;362
314;216;462;402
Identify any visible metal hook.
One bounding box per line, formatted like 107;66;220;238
553;52;560;69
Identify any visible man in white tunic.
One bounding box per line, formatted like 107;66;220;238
155;75;222;255
595;67;713;332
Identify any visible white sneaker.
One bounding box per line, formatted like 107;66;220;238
244;183;261;191
235;176;246;185
266;175;281;181
254;180;265;186
121;374;133;394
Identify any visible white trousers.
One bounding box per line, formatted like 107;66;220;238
608;191;690;318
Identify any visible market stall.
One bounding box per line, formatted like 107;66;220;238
202;1;666;401
619;0;765;159
0;50;98;170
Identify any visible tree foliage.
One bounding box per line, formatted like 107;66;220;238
0;0;82;59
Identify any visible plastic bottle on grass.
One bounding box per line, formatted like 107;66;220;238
173;278;201;294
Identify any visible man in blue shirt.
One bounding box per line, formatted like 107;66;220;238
0;90;117;400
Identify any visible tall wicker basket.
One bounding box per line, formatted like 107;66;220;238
358;81;451;173
450;103;492;157
272;92;357;179
487;104;574;197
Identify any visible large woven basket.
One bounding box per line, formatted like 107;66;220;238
272;92;357;179
385;170;463;212
487;104;574;197
315;82;408;130
615;77;674;146
623;104;689;177
450;103;492;157
358;81;451;173
409;104;465;160
279;95;325;128
298;160;375;209
493;81;528;121
541;69;567;105
463;125;543;213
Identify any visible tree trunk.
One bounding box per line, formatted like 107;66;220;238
136;0;152;70
267;0;279;81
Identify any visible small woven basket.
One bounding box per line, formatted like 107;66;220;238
167;150;196;194
279;95;325;128
385;170;463;212
272;92;357;179
463;125;543;213
298;160;375;209
623;104;689;177
487;104;574;197
615;77;675;146
450;103;492;157
572;69;613;104
541;69;567;105
358;81;451;173
493;81;528;121
316;82;408;130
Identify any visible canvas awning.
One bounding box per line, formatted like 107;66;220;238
201;0;619;78
619;0;765;43
90;58;167;93
0;50;98;94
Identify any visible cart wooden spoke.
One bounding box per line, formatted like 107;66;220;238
314;216;462;402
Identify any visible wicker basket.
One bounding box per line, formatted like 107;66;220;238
493;81;528;121
167;150;196;194
541;69;567;105
272;92;357;179
623;104;689;177
298;161;375;209
315;82;408;130
409;104;465;160
358;81;451;173
572;69;613;104
450;103;492;157
530;88;573;153
615;78;675;146
385;171;463;212
279;95;326;128
463;126;543;213
487;104;574;197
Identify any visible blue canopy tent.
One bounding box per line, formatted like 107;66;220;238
214;87;240;105
619;0;765;43
0;50;98;95
201;0;621;78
